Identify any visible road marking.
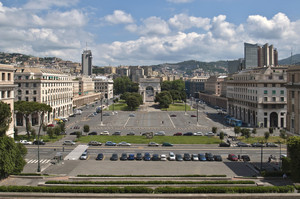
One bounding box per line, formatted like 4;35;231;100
168;115;176;128
123;117;130;128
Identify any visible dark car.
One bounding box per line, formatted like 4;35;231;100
110;153;118;161
96;153;103;160
120;153;127;161
112;131;121;136
213;155;222;161
241;155;250;162
198;153;206;161
170;114;177;117
237;142;250;147
144;152;151;161
219;142;230;147
70;131;78;135
205;153;214;161
88;131;97;135
183;153;191;161
127;132;135;136
173;132;182;136
183;132;193;136
136;153;143;161
33;140;45;145
251;142;264;147
152;154;160;161
105;141;116;146
162;142;173;147
128;154;135;160
176;154;183;161
190;115;197;117
266;143;278;147
103;113;110;116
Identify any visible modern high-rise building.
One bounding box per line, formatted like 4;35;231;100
244;43;278;69
82;50;92;76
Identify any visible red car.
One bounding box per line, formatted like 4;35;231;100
47;124;54;127
228;154;238;161
173;132;182;136
191;115;197;117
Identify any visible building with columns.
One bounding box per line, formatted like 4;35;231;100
0;64;15;137
227;66;287;128
14;67;73;126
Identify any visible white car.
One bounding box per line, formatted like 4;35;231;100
160;154;167;161
154;131;166;136
194;132;203;136
205;132;215;136
169;152;176;161
100;131;109;135
80;151;88;160
117;141;131;146
19;140;32;145
192;154;199;161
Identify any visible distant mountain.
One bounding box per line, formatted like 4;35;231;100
278;54;300;65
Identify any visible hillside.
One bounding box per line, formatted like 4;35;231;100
278;54;300;65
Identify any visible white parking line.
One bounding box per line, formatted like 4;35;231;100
168;115;176;128
123;117;130;128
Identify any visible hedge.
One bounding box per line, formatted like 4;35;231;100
77;174;227;178
45;180;255;185
261;171;290;177
294;185;300;192
12;173;49;176
0;185;294;194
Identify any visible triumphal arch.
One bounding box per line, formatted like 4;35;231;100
139;78;161;103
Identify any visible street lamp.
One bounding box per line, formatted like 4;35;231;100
100;97;103;126
260;141;264;172
276;141;282;169
196;101;199;126
184;89;187;115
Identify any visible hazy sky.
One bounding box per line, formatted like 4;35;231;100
0;0;300;66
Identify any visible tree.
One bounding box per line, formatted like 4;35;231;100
47;128;54;139
287;136;300;181
243;129;251;139
264;132;270;142
252;128;257;135
280;129;288;143
0;101;12;137
155;91;172;108
113;76;138;94
212;127;217;134
219;132;224;141
269;127;274;135
0;136;27;178
14;101;36;138
234;126;241;137
83;125;90;135
53;126;61;136
126;95;140;110
169;90;181;103
59;123;66;134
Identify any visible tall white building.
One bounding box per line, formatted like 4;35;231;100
14;67;73;126
82;50;92;76
0;64;15;137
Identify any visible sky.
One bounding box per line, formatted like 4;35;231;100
0;0;300;66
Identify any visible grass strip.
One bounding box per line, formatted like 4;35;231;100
77;174;226;177
45;180;255;185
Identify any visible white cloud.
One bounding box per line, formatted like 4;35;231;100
104;10;134;24
23;0;79;10
168;13;211;31
166;0;194;3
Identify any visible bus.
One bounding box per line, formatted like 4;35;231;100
96;106;102;113
225;116;242;127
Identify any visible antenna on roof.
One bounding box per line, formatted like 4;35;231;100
291;47;293;65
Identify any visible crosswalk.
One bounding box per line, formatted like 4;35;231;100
26;159;51;164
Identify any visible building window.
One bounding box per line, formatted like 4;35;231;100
18;90;21;95
272;84;276;87
33;97;36;102
1;91;5;98
264;97;268;101
264;90;268;94
272;90;276;95
280;90;284;95
25;76;29;80
264;112;267;116
33;90;37;95
18;83;21;87
263;104;268;108
18;76;21;80
7;73;11;80
292;104;295;112
26;90;29;95
272;97;276;101
272;104;276;108
25;97;29;101
25;83;29;87
18;97;21;101
264;83;268;87
2;73;5;80
281;97;284;102
292;119;294;128
33;83;37;87
7;91;10;98
292;75;295;83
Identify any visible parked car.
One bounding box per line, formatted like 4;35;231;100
105;141;116;146
228;154;238;161
194;132;203;136
192;154;199;161
112;131;121;136
148;142;159;147
170;114;177;117
144;152;151;161
110;153;118;161
129;113;135;117
176;154;183;161
213;155;223;161
96;153;103;160
173;132;182;136
159;154;166;161
205;153;214;161
88;131;97;135
100;131;109;135
266;142;278;147
128;154;135;160
117;141;131;146
88;141;102;146
69;114;76;117
63;140;75;145
32;140;45;145
154;131;165;136
219;142;230;147
198;153;206;161
47;124;55;127
183;132;193;136
120;153;128;161
152;154;160;161
241;155;250;162
103;113;110;116
183;153;191;161
88;114;95;117
205;132;214;136
80;151;88;160
162;142;173;147
169;152;176;161
127;132;135;136
136;153;143;161
251;142;264;147
237;142;250;147
190;114;197;117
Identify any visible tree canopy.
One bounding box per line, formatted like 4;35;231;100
113;76;138;94
155;91;172;108
287;136;300;182
0;102;12;137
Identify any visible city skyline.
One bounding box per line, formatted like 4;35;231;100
0;0;300;66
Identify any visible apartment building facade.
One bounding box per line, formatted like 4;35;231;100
227;67;287;128
14;67;73;126
93;76;114;99
0;64;15;137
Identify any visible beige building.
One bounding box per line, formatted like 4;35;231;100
0;64;15;137
77;76;95;96
286;65;300;134
205;75;227;96
14;67;73;126
104;66;116;74
227;66;287;128
93;76;114;99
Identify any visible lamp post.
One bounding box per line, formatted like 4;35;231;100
277;141;282;169
100;97;103;126
184;89;187;115
260;141;264;171
197;101;199;126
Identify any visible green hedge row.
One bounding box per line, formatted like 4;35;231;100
0;185;294;194
77;174;227;177
261;171;290;177
294;185;300;191
12;173;49;176
45;180;255;185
